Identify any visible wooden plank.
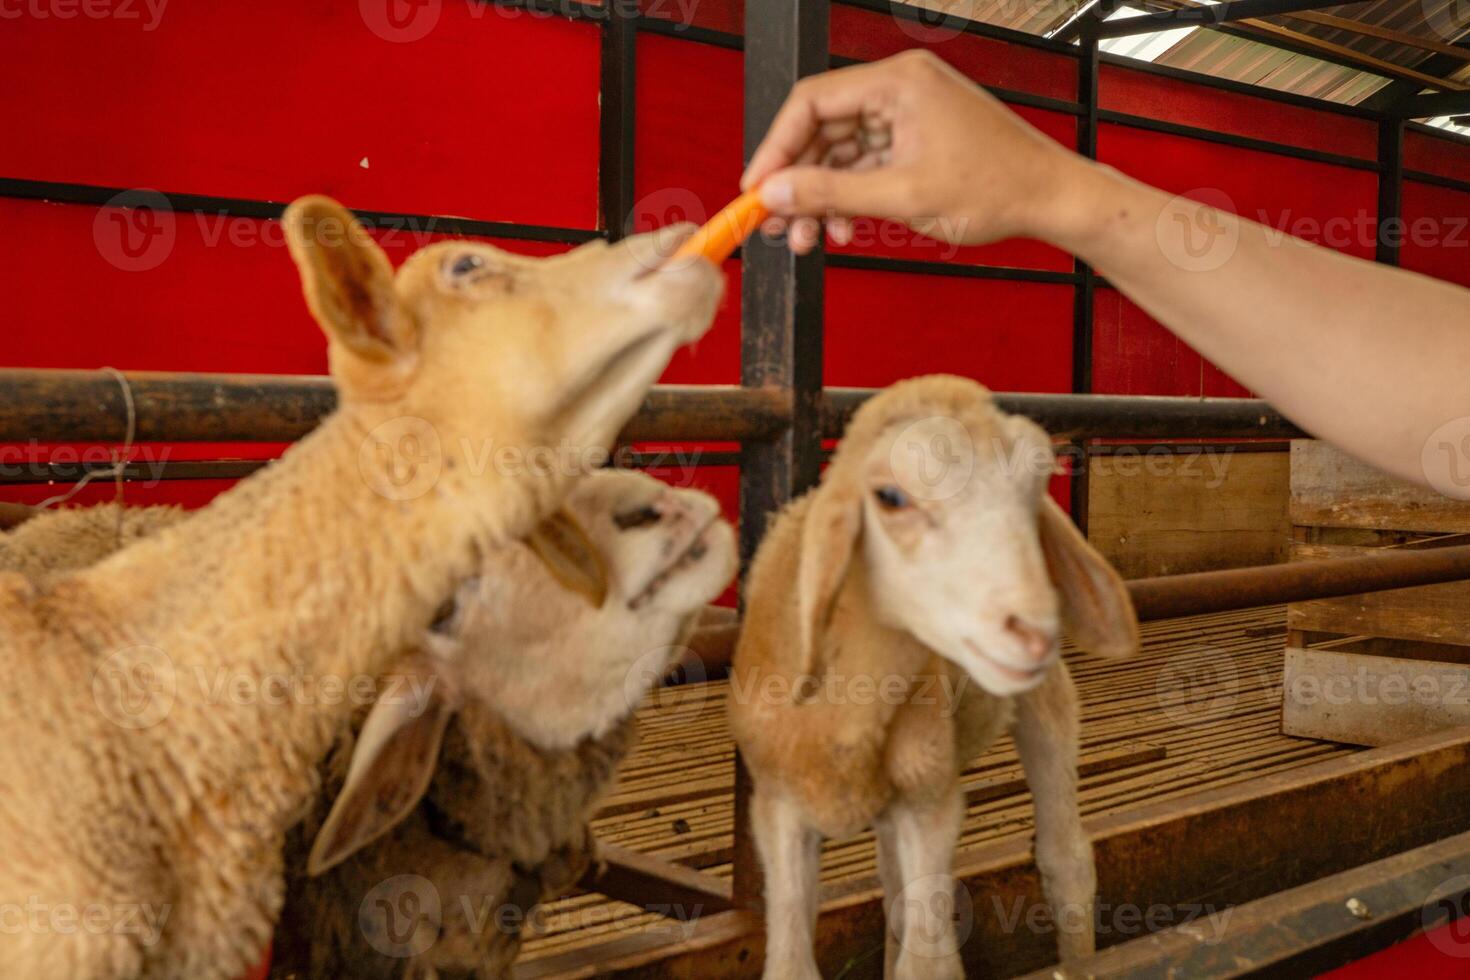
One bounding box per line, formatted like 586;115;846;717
520;728;1470;979
1290;440;1470;534
1088;449;1289;579
1281;647;1470;746
1017;828;1470;979
580;843;734;916
1289;541;1470;646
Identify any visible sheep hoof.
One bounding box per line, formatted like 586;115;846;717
894;951;965;980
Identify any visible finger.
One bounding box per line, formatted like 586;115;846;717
742;60;906;190
828;216;854;246
759;164;917;220
786;220;820;256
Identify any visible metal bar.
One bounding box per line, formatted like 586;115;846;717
577;842;734;917
0;371;1320;444
1403;167;1470;196
1071;21;1101;531
0;370;791;444
1096;0;1372;40
514;729;1470;979
1016;828;1470;978
1395;89;1470;120
1377;117;1404;266
823;389;1306;441
0;179;600;246
1128;543;1470;621
736;0;829;913
1097;52;1383;121
598;1;637;240
662;541;1470;674
1096;110;1383;172
825;253;1080;284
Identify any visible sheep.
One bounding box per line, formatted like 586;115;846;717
0;196;722;980
0;502;182;584
728;375;1139;980
268;467;737;978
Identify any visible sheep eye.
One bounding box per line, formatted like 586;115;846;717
613;504;662;530
873;485;910;510
447;253;485;279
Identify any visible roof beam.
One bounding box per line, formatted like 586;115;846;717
1096;0;1368;39
1395;89;1470;118
1104;0;1468;92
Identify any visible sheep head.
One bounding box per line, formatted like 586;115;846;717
283;197;722;518
797;375;1138;698
304;469;737;875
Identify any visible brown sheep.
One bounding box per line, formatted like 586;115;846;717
271;469;737;978
0;196;720;980
729;376;1138;980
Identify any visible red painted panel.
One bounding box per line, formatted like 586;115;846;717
1092;287;1250;398
0;2;600;228
1406;129;1470;186
640;0;744;34
1402;181;1470;289
1099;64;1376;161
1322;921;1470;979
830;4;1076;102
825;269;1073;392
1098;124;1379;259
0;197;570;373
634;35;744;234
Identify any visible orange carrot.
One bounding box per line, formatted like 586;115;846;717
670;189;769;265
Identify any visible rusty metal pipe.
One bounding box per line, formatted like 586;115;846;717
1128;543;1470;621
0;369;1309;446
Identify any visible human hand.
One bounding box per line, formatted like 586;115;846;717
742;49;1096;254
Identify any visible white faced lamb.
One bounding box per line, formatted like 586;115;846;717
0;196;721;980
270;468;737;978
728;375;1139;980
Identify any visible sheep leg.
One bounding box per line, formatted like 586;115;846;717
882;787;966;980
874;816;904;979
1013;663;1096;960
753;789;823;980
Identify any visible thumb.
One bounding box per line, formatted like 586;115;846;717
759;165;917;221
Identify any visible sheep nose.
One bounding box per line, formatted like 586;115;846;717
1005;615;1055;664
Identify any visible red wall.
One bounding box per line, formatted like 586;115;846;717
6;0;1470;524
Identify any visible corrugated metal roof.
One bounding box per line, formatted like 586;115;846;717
895;0;1470;117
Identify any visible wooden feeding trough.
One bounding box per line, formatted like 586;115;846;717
1284;441;1470;747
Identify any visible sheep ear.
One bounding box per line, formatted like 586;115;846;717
796;485;863;679
307;658;456;876
525;509;608;608
1038;496;1139;659
283;195;416;363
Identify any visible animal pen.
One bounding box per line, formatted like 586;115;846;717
13;0;1470;976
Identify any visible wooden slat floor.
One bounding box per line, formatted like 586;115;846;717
517;605;1358;963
